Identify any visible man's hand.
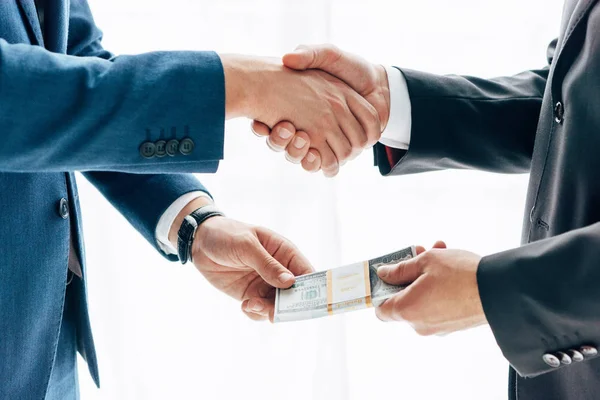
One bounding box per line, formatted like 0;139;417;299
168;197;314;321
191;216;314;321
221;54;381;177
375;241;487;335
252;121;322;173
252;44;391;174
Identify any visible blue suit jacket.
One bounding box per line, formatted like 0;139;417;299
0;1;225;398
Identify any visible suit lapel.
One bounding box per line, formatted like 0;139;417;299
17;0;44;47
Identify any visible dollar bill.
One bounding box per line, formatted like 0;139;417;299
274;246;416;323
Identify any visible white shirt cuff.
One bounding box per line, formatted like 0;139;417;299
379;66;411;150
155;191;211;255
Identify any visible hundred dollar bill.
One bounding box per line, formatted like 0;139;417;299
274;246;416;323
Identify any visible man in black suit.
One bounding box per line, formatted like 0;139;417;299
252;1;600;398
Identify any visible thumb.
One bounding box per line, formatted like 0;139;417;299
281;44;315;70
377;257;424;286
283;44;373;95
240;236;296;289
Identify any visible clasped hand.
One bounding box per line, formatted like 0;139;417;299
190;215;314;321
223;45;391;177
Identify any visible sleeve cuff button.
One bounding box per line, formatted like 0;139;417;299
139;142;156;159
180;138;195;155
567;349;584;362
155;140;167;157
580;345;598;357
556;351;572;365
166;139;180;156
543;353;561;368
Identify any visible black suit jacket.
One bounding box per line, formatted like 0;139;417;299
375;0;600;399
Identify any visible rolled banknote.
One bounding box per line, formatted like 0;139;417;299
274;246;416;323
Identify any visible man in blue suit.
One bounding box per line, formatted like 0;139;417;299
0;1;383;398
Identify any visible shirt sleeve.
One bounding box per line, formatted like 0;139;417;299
378;66;412;150
155;191;212;255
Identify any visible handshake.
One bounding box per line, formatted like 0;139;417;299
191;45;486;338
221;44;391;177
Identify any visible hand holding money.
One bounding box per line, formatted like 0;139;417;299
375;242;486;335
274;246;417;322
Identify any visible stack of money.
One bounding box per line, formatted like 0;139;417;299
274;246;416;323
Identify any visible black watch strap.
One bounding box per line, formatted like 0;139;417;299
177;205;224;264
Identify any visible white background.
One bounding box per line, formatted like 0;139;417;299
78;1;564;399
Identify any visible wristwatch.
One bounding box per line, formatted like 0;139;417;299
177;205;224;264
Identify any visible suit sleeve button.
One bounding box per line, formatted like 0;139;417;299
179;138;195;155
580;345;598;357
139;142;156;159
555;351;572;365
542;353;561;368
567;349;584;362
166;139;179;156
155;140;167;157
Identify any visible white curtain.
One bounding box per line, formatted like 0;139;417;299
78;1;564;399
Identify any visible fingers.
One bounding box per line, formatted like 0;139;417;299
375;272;425;323
377;256;424;286
319;122;352;173
252;118;323;173
239;236;296;289
377;241;446;286
347;91;381;147
301;148;322;173
240;226;314;324
319;142;340;177
267;121;296;152
432;240;447;249
242;298;274;322
415;240;446;256
375;300;394;322
251;120;271;137
285;131;310;164
375;288;408;322
254;121;312;168
375;292;406;322
337;102;368;159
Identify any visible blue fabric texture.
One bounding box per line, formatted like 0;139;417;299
0;1;225;398
45;281;81;400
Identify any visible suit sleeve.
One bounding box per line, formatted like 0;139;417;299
374;40;557;176
68;0;211;260
0;5;224;173
84;172;208;261
477;222;600;377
